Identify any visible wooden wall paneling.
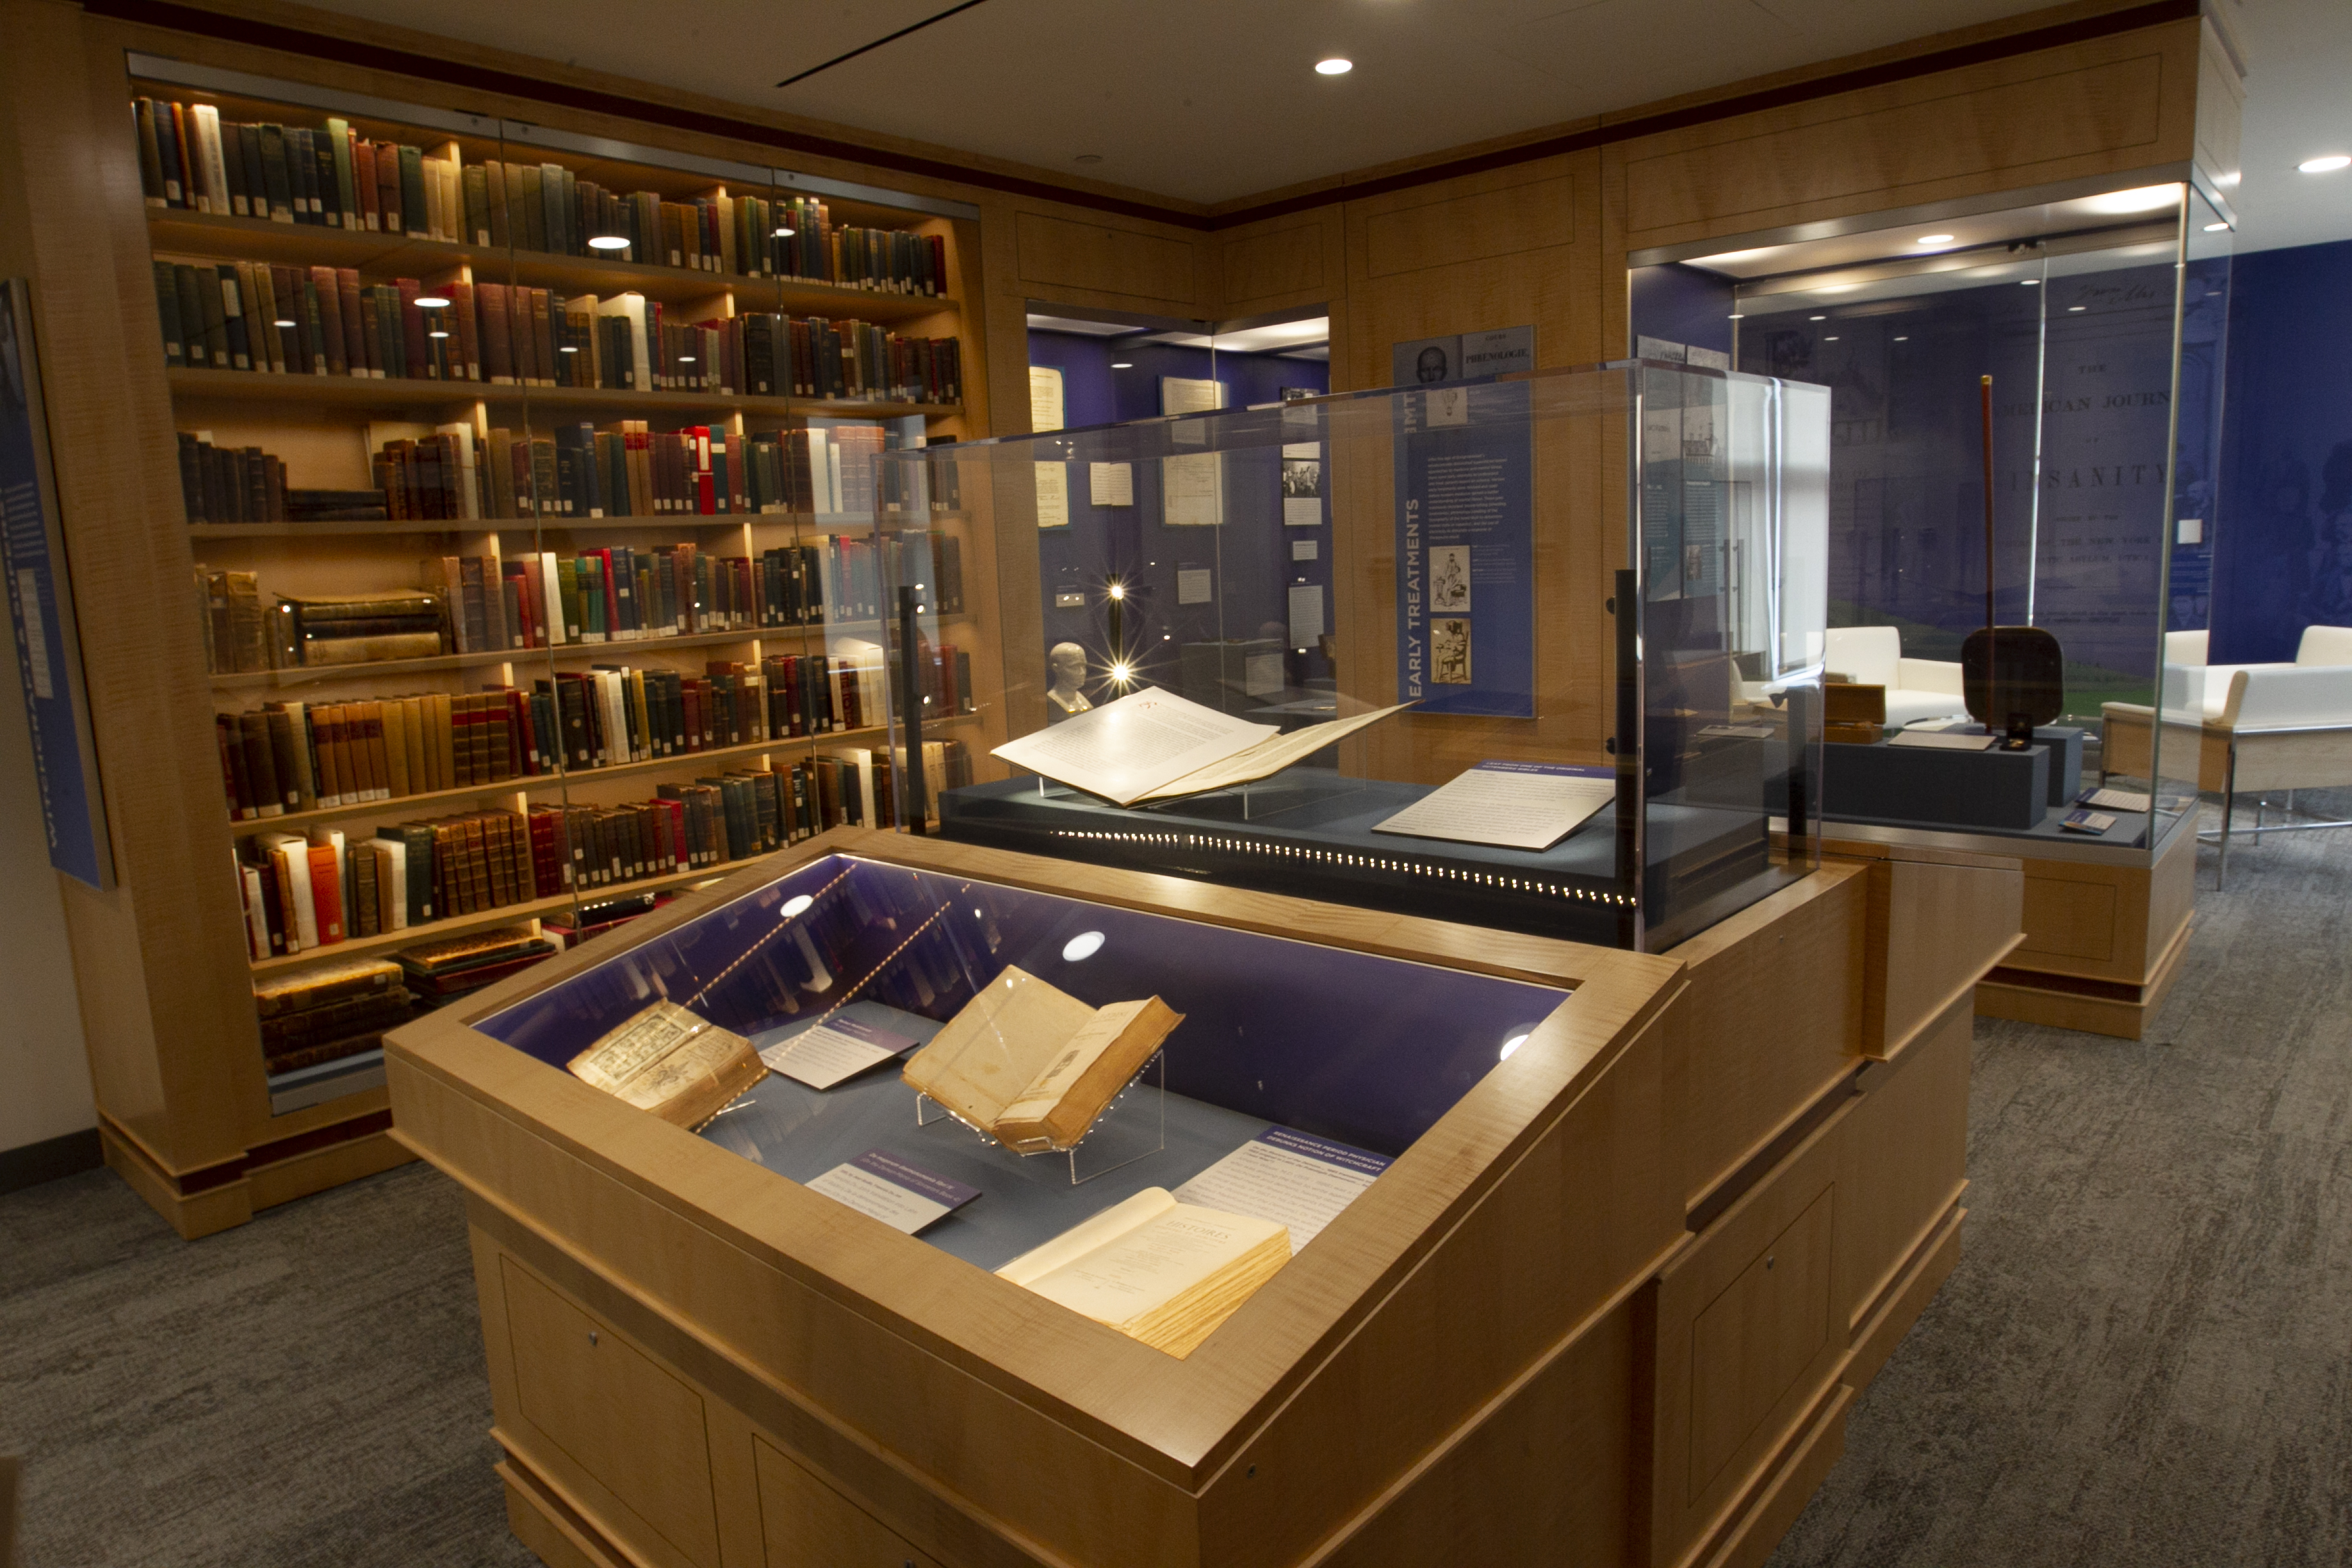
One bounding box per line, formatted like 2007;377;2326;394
1013;210;1205;310
0;3;268;1180
1213;213;1339;322
2194;17;2245;188
1834;993;1970;1343
1333;154;1615;781
1649;1097;1856;1568
1658;863;1867;1213
1616;19;2204;250
1821;842;2023;1057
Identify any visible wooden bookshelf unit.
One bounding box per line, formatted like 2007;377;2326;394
32;40;994;1239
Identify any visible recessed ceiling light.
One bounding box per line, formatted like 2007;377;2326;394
587;234;630;251
1727;312;1744;320
1916;234;1956;246
413;295;450;308
2298;154;2351;174
1893;336;1908;341
2021;278;2040;286
1111;361;1133;368
2081;184;2180;214
1824;335;1840;341
1314;57;1352;75
2203;221;2230;232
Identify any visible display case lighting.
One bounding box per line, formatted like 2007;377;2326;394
1314;57;1352;76
2297;155;2350;174
414;296;449;309
587;235;631;250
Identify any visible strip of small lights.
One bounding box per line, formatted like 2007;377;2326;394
1045;828;1631;906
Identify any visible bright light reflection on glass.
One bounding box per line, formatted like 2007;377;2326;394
1062;931;1106;962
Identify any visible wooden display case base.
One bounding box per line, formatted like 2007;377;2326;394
97;1106;412;1240
1975;912;2194;1040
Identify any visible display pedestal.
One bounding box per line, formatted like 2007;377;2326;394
1822;739;2051;831
389;829;2018;1568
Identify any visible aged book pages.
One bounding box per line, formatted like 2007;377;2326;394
997;1187;1291;1358
902;967;1180;1150
567;999;764;1129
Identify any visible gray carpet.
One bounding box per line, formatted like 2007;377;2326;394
1;803;2344;1567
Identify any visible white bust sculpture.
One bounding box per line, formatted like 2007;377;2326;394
1046;641;1092;719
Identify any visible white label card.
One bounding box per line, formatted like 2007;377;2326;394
1287;584;1323;644
1177;568;1213;605
806;1150;979;1235
759;1017;917;1090
1291;539;1318;562
1175;1128;1392;1254
1088;461;1132;507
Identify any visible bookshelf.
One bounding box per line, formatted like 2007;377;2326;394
102;53;997;1235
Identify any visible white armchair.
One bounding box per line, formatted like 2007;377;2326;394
1821;626;1968;728
2106;624;2352;885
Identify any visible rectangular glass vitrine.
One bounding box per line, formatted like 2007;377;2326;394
860;361;1830;951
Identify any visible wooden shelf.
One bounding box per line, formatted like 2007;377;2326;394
248;861;730;975
210;626;822;689
166;365;959;421
150;209;960;324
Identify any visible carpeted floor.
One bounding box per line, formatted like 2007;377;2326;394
2;805;2344;1567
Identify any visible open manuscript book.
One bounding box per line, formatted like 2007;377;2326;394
997;1187;1290;1357
902;966;1181;1150
994;687;1410;806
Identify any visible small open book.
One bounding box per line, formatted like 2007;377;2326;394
567;1000;765;1129
997;1188;1291;1357
902;967;1181;1150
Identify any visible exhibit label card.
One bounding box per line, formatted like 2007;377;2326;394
806;1150;978;1234
760;1017;917;1090
1371;760;1615;851
1887;730;1997;752
1175;1128;1392;1254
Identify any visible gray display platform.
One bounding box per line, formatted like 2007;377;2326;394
1821;739;2050;831
701;1002;1278;1273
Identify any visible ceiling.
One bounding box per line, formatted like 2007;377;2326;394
295;0;2068;206
2222;0;2352;253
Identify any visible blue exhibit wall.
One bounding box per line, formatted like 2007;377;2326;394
1025;330;1327;429
1629;263;1735;361
2210;238;2352;663
1024;331;1331;709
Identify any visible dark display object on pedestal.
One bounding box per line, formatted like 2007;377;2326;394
1963;375;2067;749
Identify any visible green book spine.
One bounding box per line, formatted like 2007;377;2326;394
557;561;583;641
326;118;357;229
397;145;428;238
134;99;167;206
257;123;293;223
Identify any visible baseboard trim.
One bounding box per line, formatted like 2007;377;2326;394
0;1125;104;1196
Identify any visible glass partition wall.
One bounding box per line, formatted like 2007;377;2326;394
1639;176;2233;850
867;361;1828;952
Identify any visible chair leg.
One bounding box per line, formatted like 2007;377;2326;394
2219;751;2236;890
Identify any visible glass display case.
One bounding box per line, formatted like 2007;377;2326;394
860;361;1830;952
477;847;1567;1269
1634;177;2234;851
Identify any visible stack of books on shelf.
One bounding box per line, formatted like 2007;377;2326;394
136;96;950;295
395;924;558;1009
152;257;961;405
250;956;415;1076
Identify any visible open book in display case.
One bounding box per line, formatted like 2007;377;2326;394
865;360;1833;952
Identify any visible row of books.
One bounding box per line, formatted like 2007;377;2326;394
179;432;386;524
231;744;951;961
154;259;963;407
210;644;961;817
135;97;947;295
375;421;901;522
